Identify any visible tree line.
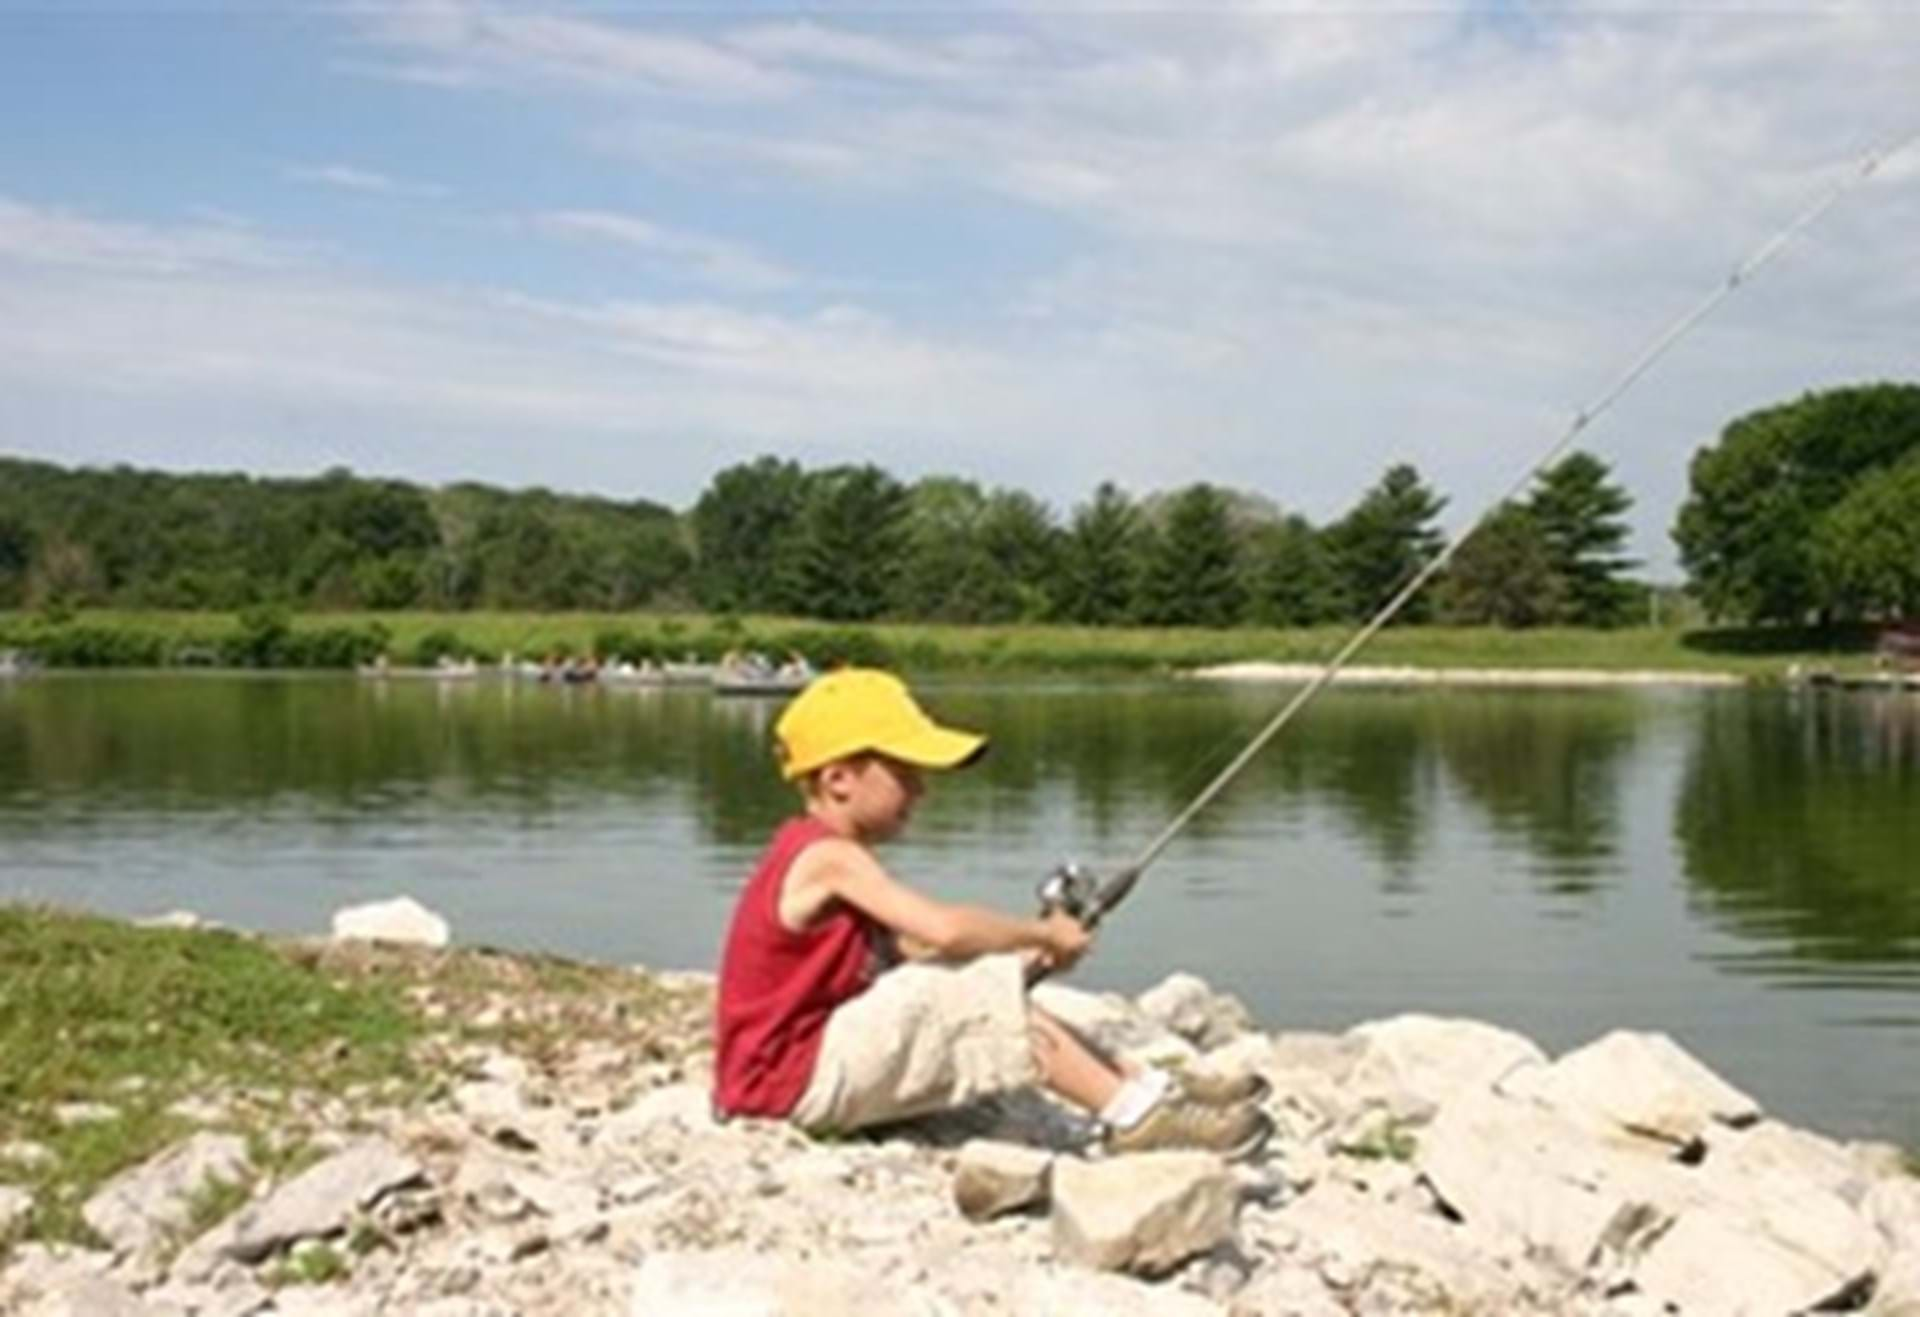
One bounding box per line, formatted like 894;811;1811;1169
2;380;1913;629
0;451;1640;630
0;463;685;613
688;453;1640;628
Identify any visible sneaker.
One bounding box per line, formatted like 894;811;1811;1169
1174;1069;1271;1108
1104;1094;1273;1161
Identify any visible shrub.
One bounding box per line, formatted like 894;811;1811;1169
592;627;653;663
769;626;894;669
285;623;388;669
408;629;466;666
218;606;293;668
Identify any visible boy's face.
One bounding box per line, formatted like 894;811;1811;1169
819;753;926;841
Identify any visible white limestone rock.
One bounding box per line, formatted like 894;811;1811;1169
1633;1201;1875;1317
1257;1182;1550;1313
81;1131;250;1258
1874;1244;1920;1317
1416;1088;1678;1273
991;1265;1222;1316
1708;1119;1868;1203
1135;971;1254;1050
330;896;450;948
1864;1174;1920;1254
1420;1086;1880;1314
1228;1262;1350;1317
1348;1014;1547;1113
1051;1151;1237;1276
951;1140;1053;1221
136;910;211;931
1;1139;55;1173
144;1276;272;1317
15;1275;151;1317
0;1184;32;1235
1030;982;1184;1057
1501;1030;1760;1147
1266;1030;1369;1084
598;1081;717;1137
50;1102;118;1128
191;1137;424;1265
627;1249;948;1316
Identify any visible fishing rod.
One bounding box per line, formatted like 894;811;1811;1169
1037;128;1918;937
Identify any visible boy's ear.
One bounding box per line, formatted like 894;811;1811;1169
807;756;859;799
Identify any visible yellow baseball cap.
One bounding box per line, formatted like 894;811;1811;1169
772;668;986;781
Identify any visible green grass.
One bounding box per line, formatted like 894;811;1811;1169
0;906;712;1259
1;607;1891;678
0;906;419;1244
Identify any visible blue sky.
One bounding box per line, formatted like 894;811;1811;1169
1;2;1915;575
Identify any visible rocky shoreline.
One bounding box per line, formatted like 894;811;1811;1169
1191;662;1747;688
2;904;1915;1317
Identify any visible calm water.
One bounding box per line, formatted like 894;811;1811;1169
2;674;1916;1145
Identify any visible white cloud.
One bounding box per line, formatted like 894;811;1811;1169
284;163;448;198
528;210;797;293
0;198;301;275
349;0;796;101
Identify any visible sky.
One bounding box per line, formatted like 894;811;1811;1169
0;1;1915;576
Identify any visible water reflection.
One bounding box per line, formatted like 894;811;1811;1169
1432;693;1636;897
1676;691;1920;967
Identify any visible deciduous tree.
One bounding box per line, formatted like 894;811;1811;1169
691;456;808;613
1811;453;1920;620
1673;383;1920;624
1435;504;1564;627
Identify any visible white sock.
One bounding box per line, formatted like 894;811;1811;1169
1099;1069;1172;1130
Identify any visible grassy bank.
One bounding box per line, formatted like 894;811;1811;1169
0;609;1890;678
0;906;706;1257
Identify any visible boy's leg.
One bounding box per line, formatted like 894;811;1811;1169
1027;1006;1124;1112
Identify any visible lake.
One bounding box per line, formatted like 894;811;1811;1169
2;673;1915;1147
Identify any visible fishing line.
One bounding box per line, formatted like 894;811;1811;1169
1065;128;1920;927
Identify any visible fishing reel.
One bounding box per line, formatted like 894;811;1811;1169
1036;861;1100;924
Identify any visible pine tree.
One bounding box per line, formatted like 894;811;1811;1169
1057;482;1142;625
778;465;910;621
1245;514;1338;626
1527;451;1634;626
1137;484;1245;626
1323;464;1447;622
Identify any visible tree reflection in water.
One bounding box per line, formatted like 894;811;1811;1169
1676;691;1920;969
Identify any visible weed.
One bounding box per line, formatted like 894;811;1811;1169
347;1220;386;1256
1336;1117;1420;1163
268;1240;350;1287
178;1172;251;1243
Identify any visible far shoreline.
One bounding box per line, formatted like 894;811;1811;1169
1189;661;1748;689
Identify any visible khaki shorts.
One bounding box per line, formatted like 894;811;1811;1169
789;954;1038;1133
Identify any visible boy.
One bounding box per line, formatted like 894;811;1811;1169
714;668;1270;1157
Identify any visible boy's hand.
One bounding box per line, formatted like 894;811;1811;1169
1037;908;1093;972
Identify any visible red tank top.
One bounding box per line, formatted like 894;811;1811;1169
714;816;885;1117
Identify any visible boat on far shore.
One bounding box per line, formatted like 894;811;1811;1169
711;652;814;697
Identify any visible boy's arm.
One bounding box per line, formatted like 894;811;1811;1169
788;837;1090;967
